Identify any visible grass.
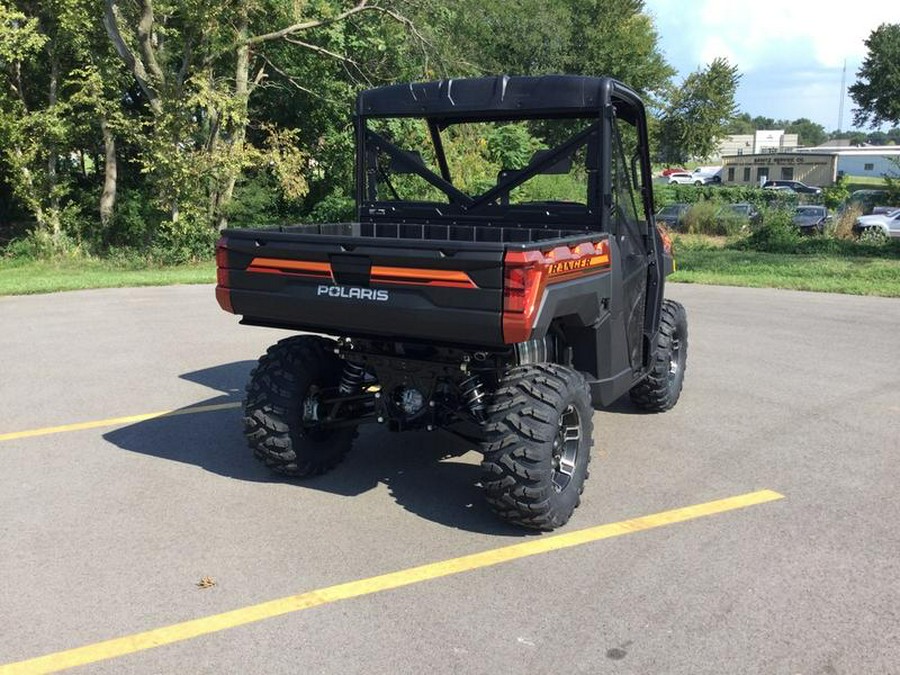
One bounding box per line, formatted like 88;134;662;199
845;175;890;191
671;248;900;297
2;239;899;299
0;257;214;295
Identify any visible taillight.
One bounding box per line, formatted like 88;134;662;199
502;240;611;344
502;250;548;344
215;238;234;313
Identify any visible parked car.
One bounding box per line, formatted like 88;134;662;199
763;185;796;193
668;172;697;185
792;205;830;234
719;203;761;227
661;167;688;177
692;167;723;185
655;203;691;230
762;180;822;195
668;172;718;186
853;209;900;239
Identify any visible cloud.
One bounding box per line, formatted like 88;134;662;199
647;0;898;71
645;0;899;128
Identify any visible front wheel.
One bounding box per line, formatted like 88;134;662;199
480;364;594;530
629;299;688;412
244;335;357;477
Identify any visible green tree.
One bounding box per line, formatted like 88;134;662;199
724;112;754;135
0;0;112;249
433;0;674;103
849;23;900;128
785;117;826;147
657;58;740;164
101;0;427;232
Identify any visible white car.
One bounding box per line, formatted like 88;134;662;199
853;209;900;238
668;172;700;185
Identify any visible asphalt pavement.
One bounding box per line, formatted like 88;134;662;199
1;282;898;674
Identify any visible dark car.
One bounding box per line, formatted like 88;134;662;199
655;203;691;230
792;205;830;234
762;179;822;195
719;202;761;227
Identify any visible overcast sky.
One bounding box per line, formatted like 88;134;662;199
644;0;900;131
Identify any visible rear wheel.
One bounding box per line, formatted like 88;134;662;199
480;364;593;530
244;335;357;477
629;299;688;412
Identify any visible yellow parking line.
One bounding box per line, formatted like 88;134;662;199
0;489;784;674
0;402;241;443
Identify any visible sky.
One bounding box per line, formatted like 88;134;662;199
644;0;900;132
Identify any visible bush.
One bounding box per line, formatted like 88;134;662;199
734;209;800;252
103;188;160;250
305;190;355;223
148;215;218;265
828;205;862;240
682;201;744;236
822;177;850;211
225;174;282;228
3;229;82;259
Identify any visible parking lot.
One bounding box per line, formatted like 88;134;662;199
1;283;899;674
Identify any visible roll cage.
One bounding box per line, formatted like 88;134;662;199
354;75;657;232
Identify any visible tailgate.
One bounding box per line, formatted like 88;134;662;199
217;229;506;346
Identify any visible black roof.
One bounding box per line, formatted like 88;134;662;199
356;75;645;122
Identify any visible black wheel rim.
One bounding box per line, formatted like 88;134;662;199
552;404;581;493
669;336;681;380
668;332;684;384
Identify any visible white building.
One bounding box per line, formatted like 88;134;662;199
794;145;900;179
712;130;799;160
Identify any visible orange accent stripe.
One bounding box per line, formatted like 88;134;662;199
370;266;477;288
249;258;332;275
245;258;477;289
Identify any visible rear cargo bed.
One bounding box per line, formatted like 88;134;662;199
217;222;601;347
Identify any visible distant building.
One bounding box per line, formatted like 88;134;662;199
721;153;837;187
795;145;900;179
711;130;799;160
719;144;900;187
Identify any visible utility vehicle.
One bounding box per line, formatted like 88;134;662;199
216;75;688;530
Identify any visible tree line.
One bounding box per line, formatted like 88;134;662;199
0;2;895;260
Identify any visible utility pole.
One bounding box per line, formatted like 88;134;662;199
837;59;847;133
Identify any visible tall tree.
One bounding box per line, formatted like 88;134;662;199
432;0;674;103
102;0;426;230
849;23;900;129
657;58;740;163
785;118;826;147
724;112;754;135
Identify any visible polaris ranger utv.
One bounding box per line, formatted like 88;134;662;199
216;75;687;530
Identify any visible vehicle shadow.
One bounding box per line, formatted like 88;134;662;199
103;361;532;537
595;396;652;415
